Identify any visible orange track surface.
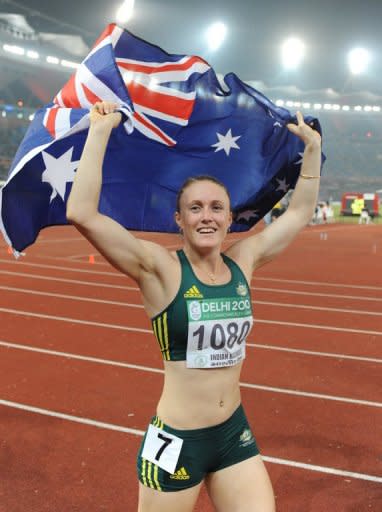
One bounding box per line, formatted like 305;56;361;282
0;222;381;511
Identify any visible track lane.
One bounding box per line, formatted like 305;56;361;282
0;347;381;477
1;406;380;512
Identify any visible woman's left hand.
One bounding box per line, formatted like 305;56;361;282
287;111;321;147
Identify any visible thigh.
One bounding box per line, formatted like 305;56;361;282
138;481;203;512
205;455;275;512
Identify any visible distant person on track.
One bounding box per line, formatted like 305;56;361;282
66;102;322;512
359;207;371;225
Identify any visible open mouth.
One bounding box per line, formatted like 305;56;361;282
197;228;217;234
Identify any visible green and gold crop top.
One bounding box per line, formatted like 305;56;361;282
151;250;253;369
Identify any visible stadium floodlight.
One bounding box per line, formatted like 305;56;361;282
206;22;227;51
46;56;59;64
302;102;311;109
275;99;284;106
26;50;39;59
354;105;362;111
3;44;24;56
281;37;305;70
61;59;79;69
342;105;350;111
348;48;371;75
313;103;322;110
116;0;135;23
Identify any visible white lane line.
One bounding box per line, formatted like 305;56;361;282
256;319;382;336
255;287;382;303
0;307;151;333
240;382;382;408
1;285;381;317
0;258;119;277
255;276;382;292
0;286;382;316
254;300;382;316
248;343;382;364
260;455;382;483
1;258;382;293
0;285;144;308
0;398;381;484
0;270;133;290
1;341;381;408
1;306;381;337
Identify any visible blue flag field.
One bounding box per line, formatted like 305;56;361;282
0;23;323;253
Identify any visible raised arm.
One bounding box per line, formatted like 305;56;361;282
227;111;322;274
66;102;171;284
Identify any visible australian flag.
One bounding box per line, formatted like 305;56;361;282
0;23;324;253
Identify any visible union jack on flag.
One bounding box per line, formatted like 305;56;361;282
0;23;324;253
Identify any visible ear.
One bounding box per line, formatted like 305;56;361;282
174;211;182;230
228;210;233;229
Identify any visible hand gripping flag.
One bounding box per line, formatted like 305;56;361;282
0;23;324;253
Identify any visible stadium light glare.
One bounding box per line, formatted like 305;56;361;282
373;106;381;112
61;59;79;69
324;104;332;110
342;105;350;111
332;104;340;111
354;105;362;111
285;100;294;107
281;37;305;70
3;44;25;56
313;103;322;110
47;56;59;64
26;50;39;59
293;101;301;107
206;22;227;51
348;48;371;75
302;102;311;109
275;99;284;106
116;0;135;23
364;105;372;112
1;111;6;118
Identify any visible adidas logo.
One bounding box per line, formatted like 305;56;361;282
170;467;190;480
184;285;203;298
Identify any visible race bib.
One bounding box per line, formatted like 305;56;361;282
141;424;183;474
186;297;253;368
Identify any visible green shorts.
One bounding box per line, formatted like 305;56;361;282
136;404;259;492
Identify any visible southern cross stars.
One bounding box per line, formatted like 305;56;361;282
41;147;79;203
211;129;241;156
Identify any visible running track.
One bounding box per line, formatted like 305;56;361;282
0;222;381;511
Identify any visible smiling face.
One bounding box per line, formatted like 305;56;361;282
175;179;232;250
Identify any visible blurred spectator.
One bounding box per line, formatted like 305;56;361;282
359;207;371;225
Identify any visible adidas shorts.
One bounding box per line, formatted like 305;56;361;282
136;404;259;492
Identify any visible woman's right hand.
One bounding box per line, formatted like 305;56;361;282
89;101;122;129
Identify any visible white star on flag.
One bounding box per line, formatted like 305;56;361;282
41;148;79;203
276;177;289;193
273;121;282;128
235;209;260;222
211;129;241;156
